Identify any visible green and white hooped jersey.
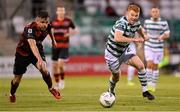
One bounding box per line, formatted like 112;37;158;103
106;16;141;57
144;18;170;52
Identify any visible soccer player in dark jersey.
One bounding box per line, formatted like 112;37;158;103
51;6;76;90
9;10;61;103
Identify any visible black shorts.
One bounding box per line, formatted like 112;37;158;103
52;48;69;61
13;52;46;75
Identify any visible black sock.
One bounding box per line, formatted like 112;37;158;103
42;72;52;89
10;80;19;95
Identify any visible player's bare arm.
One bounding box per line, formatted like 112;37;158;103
137;27;149;41
158;32;170;40
114;30;144;43
49;29;57;47
27;39;44;69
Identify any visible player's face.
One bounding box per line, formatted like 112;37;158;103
151;8;160;19
127;10;139;25
37;18;49;31
56;7;65;18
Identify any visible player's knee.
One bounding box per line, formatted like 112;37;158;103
13;75;22;84
52;64;59;73
53;61;59;68
147;64;153;69
153;64;158;70
147;61;153;69
59;66;64;72
137;63;145;71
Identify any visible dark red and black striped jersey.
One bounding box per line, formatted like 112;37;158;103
51;17;75;48
16;22;51;56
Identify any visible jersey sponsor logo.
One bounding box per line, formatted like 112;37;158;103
28;29;32;33
127;48;131;52
54;29;68;33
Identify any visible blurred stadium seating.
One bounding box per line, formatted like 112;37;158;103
72;0;180;56
0;0;179;73
0;0;180;55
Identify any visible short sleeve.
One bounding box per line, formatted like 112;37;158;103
25;27;35;39
47;24;52;33
114;21;126;33
69;20;75;29
143;20;148;33
163;21;170;33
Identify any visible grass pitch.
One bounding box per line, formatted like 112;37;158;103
1;74;180;111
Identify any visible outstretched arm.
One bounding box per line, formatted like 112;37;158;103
158;32;170;41
49;29;57;47
137;27;148;41
27;39;44;69
114;30;144;43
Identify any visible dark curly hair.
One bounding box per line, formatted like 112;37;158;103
37;10;49;19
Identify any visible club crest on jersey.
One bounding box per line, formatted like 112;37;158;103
28;29;32;33
131;27;138;32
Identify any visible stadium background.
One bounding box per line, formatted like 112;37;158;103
0;0;179;76
0;0;180;111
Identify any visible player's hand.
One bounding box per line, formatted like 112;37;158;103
52;40;57;48
133;37;144;42
158;35;163;41
64;33;70;37
143;34;149;41
37;58;45;70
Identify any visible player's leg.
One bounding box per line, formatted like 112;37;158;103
144;49;154;90
146;60;154;91
105;49;120;95
58;59;65;89
126;43;136;86
10;53;29;103
127;65;135;86
108;72;119;95
10;75;22;103
57;48;69;89
128;56;147;91
150;63;158;92
37;61;61;100
128;55;155;100
33;52;61;100
52;60;61;88
52;48;61;88
151;51;163;91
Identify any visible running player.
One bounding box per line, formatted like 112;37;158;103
9;10;61;103
105;4;155;100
